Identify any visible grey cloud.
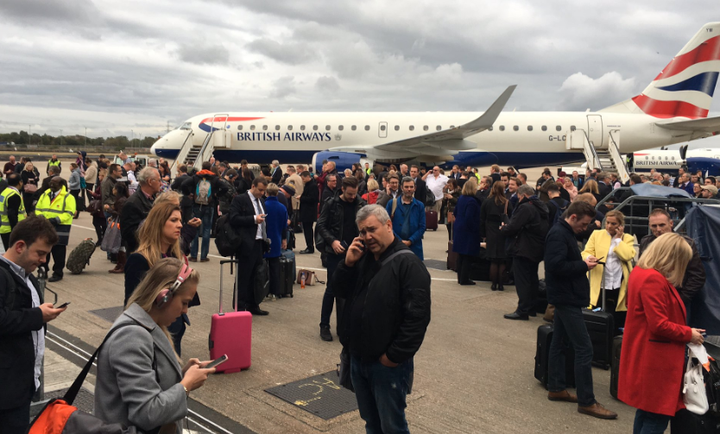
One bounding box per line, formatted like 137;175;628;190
176;42;230;65
270;76;296;99
0;0;100;24
247;38;316;65
315;76;340;93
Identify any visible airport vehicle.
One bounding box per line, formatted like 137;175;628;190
152;22;720;183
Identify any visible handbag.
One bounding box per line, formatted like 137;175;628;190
101;218;122;254
254;259;270;304
28;324;143;434
684;343;710;415
24;183;38;193
336;347;354;392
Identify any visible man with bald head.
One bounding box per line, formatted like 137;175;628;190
35;176;76;282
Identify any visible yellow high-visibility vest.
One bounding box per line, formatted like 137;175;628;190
0;187;26;234
35;186;76;225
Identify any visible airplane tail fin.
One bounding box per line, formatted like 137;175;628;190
600;22;720;118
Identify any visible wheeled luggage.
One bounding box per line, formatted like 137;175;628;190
610;335;622;399
279;255;294;298
447;240;458;271
209;260;252;373
583;276;614;370
425;210;438;231
534;324;575;390
66;238;96;274
254;259;270;305
281;249;296;280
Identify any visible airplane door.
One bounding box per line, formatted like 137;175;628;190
212;113;229;148
586;115;604;149
379;121;388;139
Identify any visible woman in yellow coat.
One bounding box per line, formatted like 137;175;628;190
581;210;636;330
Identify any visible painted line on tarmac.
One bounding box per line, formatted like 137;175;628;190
46;331;237;434
72;224;96;231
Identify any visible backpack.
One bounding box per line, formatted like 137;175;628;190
214;214;241;257
424;188;436;207
549;197;569;226
218;179;236;214
66;239;97;274
195;178;212;205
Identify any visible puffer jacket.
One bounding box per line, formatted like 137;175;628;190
500;195;549;262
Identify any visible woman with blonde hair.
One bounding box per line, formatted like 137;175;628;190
618;233;705;433
125;201;194;354
96;258;215;433
563;178;578;201
361;178;380;204
581;210;635;330
452;180;482;285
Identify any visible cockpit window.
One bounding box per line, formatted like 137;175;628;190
179;122;192;130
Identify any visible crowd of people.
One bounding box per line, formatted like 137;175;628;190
0;151;716;433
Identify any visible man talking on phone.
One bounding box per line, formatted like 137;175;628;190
333;205;431;433
315;177;365;342
0;216;65;433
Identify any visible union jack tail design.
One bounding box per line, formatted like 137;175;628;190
602;22;720;118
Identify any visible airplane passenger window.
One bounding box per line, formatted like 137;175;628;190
238;125;243;131
365;125;370;131
288;125;293;131
423;126;429;131
499;126;505;131
556;125;561;131
351;125;357;131
339;125;344;131
513;126;519;131
570;125;576;131
326;125;331;131
263;125;268;131
394;125;399;131
275;125;280;130
541;126;547;131
380;125;386;131
409;126;415;131
250;125;256;131
313;125;318;131
527;126;533;131
436;126;441;131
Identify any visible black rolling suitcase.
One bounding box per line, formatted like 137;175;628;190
279;255;294;298
534;324;575;390
610;335;622;399
671;409;720;433
583;277;614;370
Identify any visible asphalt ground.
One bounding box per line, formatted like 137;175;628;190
19;159;640;433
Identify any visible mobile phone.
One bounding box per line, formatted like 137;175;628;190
205;354;229;369
596;261;606;265
341;241;349;249
56;302;71;308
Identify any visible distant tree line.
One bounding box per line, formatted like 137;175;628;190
0;130;157;150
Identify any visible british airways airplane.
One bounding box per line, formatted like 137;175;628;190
152;22;720;174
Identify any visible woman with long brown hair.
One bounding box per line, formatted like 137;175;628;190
480;181;513;290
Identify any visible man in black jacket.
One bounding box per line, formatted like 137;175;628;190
316;177;365;341
0;216;64;433
229;177;270;316
410;165;428;207
639;208;705;310
333;204;431;433
320;173;338;215
120;168;160;255
270;160;283;185
544;201;617;420
501;185;549;320
298;171;319;254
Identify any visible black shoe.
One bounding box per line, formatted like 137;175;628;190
299;248;314;254
248;307;269;316
491;283;498;291
528;311;537;317
48;275;63;283
504;312;529;320
320;325;333;341
497;284;505;291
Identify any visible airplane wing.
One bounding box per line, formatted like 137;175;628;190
372;85;516;153
655;115;720;133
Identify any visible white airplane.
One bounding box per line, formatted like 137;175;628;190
152;22;720;175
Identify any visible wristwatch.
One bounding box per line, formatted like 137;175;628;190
182;385;189;397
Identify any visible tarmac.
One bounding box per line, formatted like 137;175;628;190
34;211;639;433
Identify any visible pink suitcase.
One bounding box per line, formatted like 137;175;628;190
209;260;252;373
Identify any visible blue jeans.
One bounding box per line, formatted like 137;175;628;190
633;409;670;434
351;355;412;434
190;204;213;260
548;304;596;407
320;253;345;330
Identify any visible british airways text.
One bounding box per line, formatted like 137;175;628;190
237;132;332;142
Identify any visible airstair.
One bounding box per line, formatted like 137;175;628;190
566;127;630;184
170;114;231;175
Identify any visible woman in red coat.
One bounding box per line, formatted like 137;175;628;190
618;232;706;433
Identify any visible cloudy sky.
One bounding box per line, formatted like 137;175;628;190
1;0;720;147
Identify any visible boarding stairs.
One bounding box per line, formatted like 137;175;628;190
566;129;630;184
169;114;231;176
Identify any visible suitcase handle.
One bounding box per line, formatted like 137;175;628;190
219;258;239;314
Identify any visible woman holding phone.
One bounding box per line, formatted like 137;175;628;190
95;257;215;433
581;210;635;330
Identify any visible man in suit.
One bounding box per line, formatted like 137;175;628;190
410;165;427;206
298;171;319;254
270;160;283;185
0;216;65;433
229;177;270;316
449;165;462;180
